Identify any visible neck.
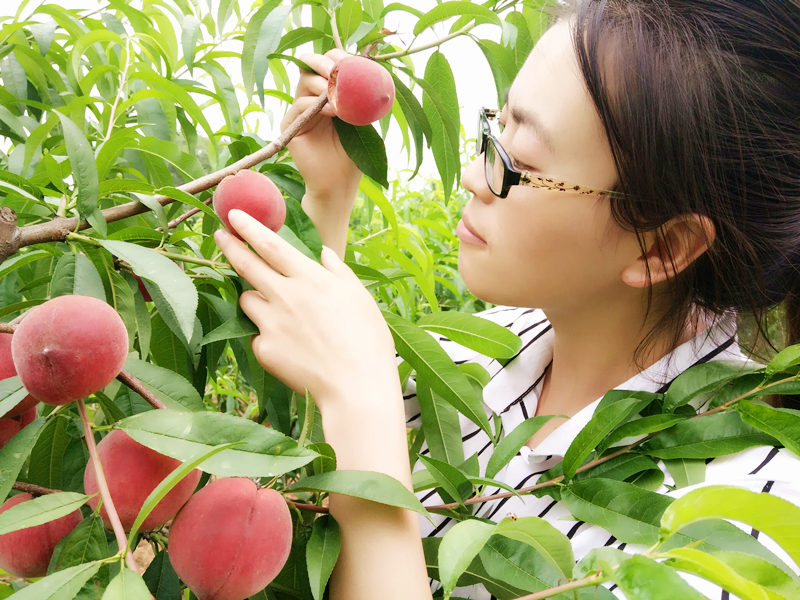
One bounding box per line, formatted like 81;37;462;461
537;292;696;419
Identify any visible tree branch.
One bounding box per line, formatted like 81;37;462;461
0;92;329;265
116;370;168;410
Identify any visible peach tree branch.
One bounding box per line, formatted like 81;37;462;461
0;92;329;266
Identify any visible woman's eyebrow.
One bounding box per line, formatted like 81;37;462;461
504;90;555;154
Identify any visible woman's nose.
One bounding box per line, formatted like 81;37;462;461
461;154;494;203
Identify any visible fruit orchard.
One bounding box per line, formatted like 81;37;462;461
1;1;800;600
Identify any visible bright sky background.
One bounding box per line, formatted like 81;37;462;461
1;0;503;179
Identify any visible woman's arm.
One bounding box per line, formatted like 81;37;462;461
214;212;432;600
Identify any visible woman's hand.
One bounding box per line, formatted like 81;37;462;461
283;50;362;207
214;209;397;406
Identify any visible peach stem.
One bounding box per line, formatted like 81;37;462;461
77;398;138;572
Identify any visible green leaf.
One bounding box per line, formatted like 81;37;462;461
48;515;108;573
612;555;707;600
382;310;491;435
663;458;707;490
57;113;104;235
417;382;464;465
421;52;460;201
198;313;258;346
142;550;182;600
563;391;657;478
9;562;101;600
418;454;472;505
50;252;106;300
664;360;761;412
180;15;201;73
101;567;151;600
416;312;522;359
660;485;800;568
737;401;800;455
0;376;30;418
0;492;87;535
243;1;290;102
285;470;429;517
97;240;198;346
562;478;672;545
485;416;556;479
641;410;778;459
663;547;800;600
333;118;389;188
494;516;574;579
765;344;800;377
123;357;204;412
438;519;496;599
306;515;341;600
0;417;46;501
117;409;316;477
413;1;500;35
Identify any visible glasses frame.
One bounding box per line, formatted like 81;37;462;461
478;108;613;199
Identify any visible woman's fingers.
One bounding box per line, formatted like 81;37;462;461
221;209;318;281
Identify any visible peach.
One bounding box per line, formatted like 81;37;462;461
0;406;36;449
328;55;395;126
11;295;129;405
0;493;82;578
168;478;292;600
0;332;38;418
83;430;201;532
213;170;286;239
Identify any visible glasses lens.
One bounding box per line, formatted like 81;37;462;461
484;138;505;196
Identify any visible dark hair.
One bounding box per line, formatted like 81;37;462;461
566;0;800;360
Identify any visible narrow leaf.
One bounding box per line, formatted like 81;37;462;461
416;311;522;359
383;310;490;435
102;567;151;600
438;519;495;599
737;400;800;455
306;515;341;600
0;492;87;535
286;470;429;517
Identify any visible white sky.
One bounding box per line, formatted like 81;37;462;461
1;0;501;178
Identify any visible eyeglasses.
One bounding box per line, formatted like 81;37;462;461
478;108;613;199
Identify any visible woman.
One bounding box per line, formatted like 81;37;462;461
214;1;800;598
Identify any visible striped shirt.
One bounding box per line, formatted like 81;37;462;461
404;306;800;599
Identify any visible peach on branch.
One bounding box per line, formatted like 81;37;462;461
328;55;396;126
168;477;292;600
0;493;82;578
213;170;286;238
83;429;201;532
0;332;38;418
11;295;129;405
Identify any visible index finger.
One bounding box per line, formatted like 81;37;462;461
227;209;318;278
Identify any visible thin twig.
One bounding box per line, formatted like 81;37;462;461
12;481;58;496
77;399;138;572
510;573;605;600
117;370;167;410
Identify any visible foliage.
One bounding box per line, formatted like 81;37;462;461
0;1;799;600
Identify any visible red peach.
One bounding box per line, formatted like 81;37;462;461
213;170;286;239
168;478;292;600
0;332;38;418
0;407;37;449
0;493;82;578
328;55;395;126
83;430;201;532
11;295;129;405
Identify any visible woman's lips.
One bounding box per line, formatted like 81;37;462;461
456;216;487;246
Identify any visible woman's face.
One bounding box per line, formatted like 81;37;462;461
458;20;642;315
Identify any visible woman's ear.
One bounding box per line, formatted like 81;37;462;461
621;214;716;289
